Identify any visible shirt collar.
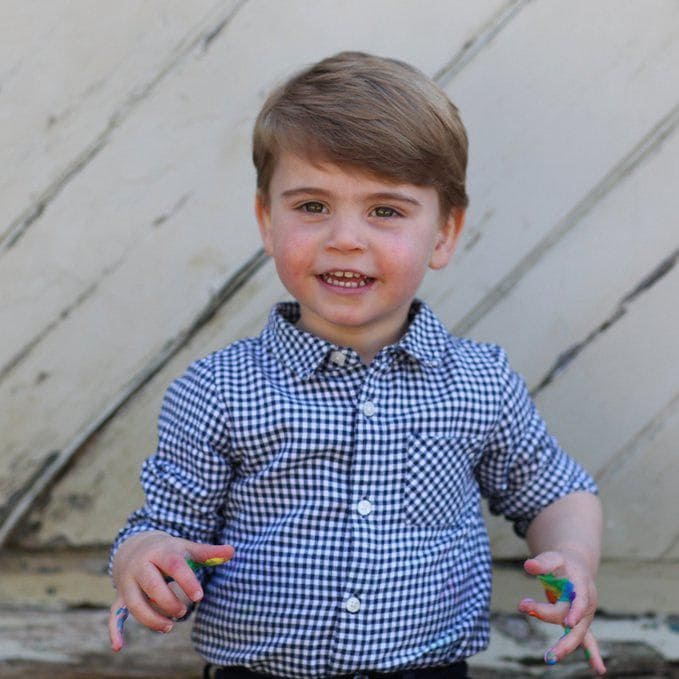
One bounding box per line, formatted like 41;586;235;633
393;299;449;368
262;300;451;379
262;303;334;380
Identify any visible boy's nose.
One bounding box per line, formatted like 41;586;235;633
326;215;366;252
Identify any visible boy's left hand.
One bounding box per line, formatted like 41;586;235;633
518;549;606;675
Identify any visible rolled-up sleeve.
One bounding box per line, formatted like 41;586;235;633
475;349;597;538
109;356;233;572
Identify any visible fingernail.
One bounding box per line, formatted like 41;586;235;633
163;623;173;633
545;649;558;665
192;590;203;602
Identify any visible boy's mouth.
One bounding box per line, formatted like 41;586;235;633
319;270;374;288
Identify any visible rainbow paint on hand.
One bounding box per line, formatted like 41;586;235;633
186;556;228;571
538;572;576;607
115;606;129;633
537;573;576;665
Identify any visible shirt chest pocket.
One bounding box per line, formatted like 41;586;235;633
403;435;481;528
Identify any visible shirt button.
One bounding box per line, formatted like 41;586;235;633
361;401;376;417
330;350;346;366
357;499;373;516
346;596;361;613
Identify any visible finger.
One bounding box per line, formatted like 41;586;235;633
518;598;570;625
548;616;589;659
123;580;175;633
185;543;235;569
166;579;193;609
174;543;235;602
108;596;128;652
156;553;203;604
523;551;565;576
583;629;607;675
137;561;188;619
563;585;588;629
563;577;597;629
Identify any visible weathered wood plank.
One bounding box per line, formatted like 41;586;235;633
465;118;679;391
0;548;113;609
597;393;679;560
19;262;287;547
452;118;679;558
1;0;509;543
487;254;679;558
535;260;679;482
0;0;230;248
420;0;679;334
0;608;201;678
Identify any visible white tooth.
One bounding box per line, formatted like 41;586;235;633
334;271;345;277
359;280;366;287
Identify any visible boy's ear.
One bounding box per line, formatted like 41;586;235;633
255;191;274;256
429;208;465;270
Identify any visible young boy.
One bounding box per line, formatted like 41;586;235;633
109;52;606;677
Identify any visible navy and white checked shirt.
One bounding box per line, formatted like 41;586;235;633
112;300;597;677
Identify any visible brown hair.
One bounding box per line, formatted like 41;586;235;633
252;51;469;214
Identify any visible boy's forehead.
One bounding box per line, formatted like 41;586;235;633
270;150;424;194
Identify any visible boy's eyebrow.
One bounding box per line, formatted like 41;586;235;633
280;187;422;206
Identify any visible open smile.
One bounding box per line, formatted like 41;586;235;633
318;270;375;288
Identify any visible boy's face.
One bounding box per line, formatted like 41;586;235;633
256;152;464;356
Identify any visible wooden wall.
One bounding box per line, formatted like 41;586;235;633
1;0;678;609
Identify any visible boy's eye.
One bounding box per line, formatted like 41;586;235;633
299;201;326;214
372;206;400;218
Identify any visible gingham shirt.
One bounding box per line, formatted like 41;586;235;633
112;300;597;677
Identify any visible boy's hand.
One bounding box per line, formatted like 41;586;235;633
108;531;234;651
518;549;606;675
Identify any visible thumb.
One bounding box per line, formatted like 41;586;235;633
108;594;128;653
524;551;565;576
181;541;235;566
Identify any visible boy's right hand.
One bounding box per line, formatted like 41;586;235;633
108;531;234;651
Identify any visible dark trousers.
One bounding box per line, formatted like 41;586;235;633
204;662;470;679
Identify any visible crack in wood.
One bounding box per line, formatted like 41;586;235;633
454;100;679;339
0;248;269;547
0;281;99;384
532;248;679;396
434;0;529;88
203;0;248;50
1;192;193;385
0;0;247;254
